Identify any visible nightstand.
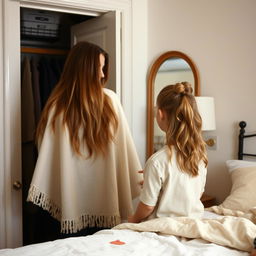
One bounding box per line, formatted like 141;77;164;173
200;194;216;208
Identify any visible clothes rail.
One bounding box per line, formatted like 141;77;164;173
21;47;69;55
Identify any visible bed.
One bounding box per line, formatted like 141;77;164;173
1;121;256;256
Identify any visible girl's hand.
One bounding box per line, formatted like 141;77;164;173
251;249;256;256
127;215;137;223
128;202;154;224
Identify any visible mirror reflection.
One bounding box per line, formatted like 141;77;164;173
153;58;195;152
147;51;200;158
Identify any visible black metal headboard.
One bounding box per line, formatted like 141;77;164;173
238;121;256;160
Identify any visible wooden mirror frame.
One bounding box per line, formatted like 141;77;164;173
146;51;200;159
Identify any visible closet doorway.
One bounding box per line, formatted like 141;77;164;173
2;0;135;249
20;6;121;246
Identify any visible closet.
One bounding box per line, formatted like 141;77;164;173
20;7;93;245
2;0;129;248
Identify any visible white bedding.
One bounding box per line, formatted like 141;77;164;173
114;210;255;252
0;210;253;256
0;229;248;256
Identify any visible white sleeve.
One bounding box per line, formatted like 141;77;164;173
139;160;162;206
200;164;207;196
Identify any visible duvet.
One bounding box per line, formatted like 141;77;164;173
0;210;254;256
0;229;249;256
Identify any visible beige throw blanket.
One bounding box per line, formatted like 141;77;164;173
27;89;142;234
114;212;256;252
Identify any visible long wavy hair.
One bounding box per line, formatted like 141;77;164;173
36;41;118;157
157;82;208;176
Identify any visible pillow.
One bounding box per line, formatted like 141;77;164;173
226;159;256;171
220;160;256;213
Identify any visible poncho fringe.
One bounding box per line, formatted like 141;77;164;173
27;185;121;234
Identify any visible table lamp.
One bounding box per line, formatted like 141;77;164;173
195;97;216;147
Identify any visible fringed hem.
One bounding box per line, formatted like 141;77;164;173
61;215;121;234
27;185;61;221
27;185;121;234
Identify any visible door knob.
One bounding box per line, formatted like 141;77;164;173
13;181;22;190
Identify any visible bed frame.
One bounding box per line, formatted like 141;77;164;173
238;121;256;160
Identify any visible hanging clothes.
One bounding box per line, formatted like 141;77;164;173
30;57;42;126
38;56;65;109
21;52;67;245
21;56;36;142
21;56;39;245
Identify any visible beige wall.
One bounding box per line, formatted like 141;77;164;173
147;0;256;203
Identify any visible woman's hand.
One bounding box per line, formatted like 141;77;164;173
138;170;144;187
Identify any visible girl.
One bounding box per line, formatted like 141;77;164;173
251;238;256;256
128;82;207;223
27;41;142;236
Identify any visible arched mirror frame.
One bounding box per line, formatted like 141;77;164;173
146;51;200;159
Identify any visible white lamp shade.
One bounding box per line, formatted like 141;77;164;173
195;97;216;131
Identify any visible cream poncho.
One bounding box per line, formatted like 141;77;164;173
27;88;142;234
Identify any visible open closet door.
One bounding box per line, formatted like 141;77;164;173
71;11;121;95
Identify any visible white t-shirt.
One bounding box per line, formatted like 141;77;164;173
140;145;207;219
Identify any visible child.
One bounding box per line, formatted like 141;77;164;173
128;82;208;223
251;238;256;256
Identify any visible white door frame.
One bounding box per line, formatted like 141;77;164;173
0;0;6;249
1;0;136;248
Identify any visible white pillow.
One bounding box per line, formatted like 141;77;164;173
219;160;256;213
226;159;256;172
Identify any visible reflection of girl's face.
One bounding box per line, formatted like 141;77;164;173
99;54;105;79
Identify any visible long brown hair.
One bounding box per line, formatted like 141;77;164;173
157;82;208;176
36;41;118;157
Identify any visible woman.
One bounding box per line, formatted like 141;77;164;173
28;41;142;235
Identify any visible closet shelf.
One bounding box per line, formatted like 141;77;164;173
21;46;69;55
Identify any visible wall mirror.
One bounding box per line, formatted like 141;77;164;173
146;51;200;158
